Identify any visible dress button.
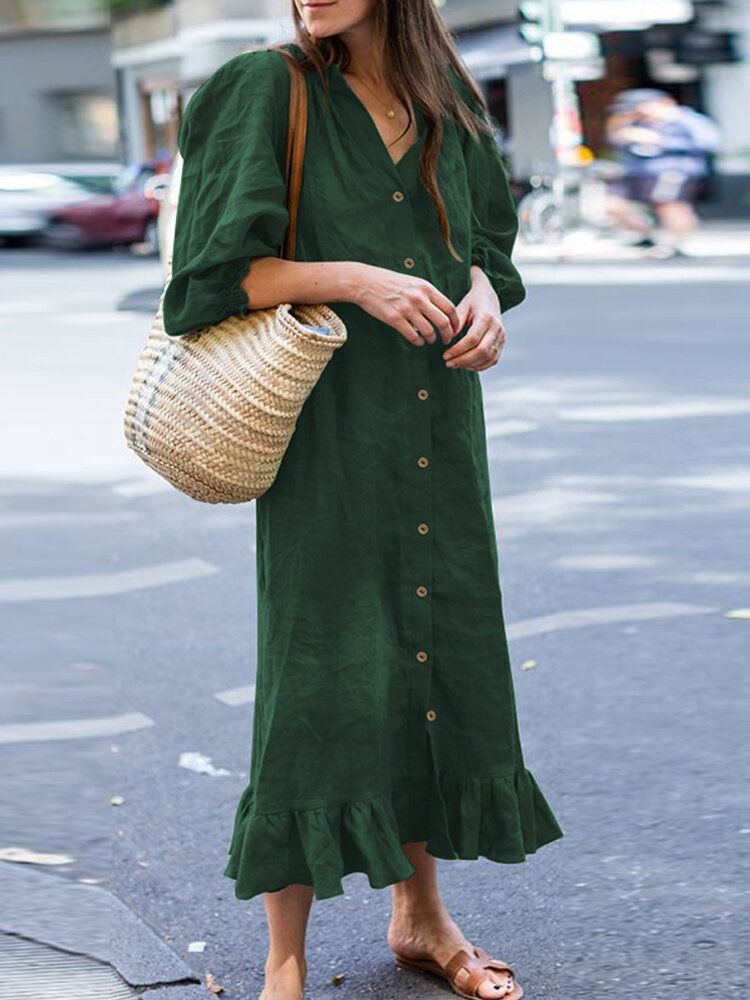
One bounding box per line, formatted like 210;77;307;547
393;190;404;202
416;585;428;597
404;257;415;269
417;522;429;535
426;709;437;722
417;388;429;400
416;650;429;663
417;456;429;468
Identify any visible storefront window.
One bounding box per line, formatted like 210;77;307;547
49;91;118;159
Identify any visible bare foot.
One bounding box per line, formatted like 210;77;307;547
259;954;307;1000
388;909;515;999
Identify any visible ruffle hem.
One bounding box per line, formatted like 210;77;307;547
224;767;563;901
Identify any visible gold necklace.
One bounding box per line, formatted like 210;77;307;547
345;71;400;120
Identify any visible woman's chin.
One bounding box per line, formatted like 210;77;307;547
304;24;339;38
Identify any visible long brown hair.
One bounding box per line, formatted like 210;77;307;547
286;0;494;262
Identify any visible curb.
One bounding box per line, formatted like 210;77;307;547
0;863;202;992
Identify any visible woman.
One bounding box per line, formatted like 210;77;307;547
163;1;564;997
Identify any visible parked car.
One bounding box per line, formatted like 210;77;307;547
20;161;123;194
44;159;171;252
0;171;92;244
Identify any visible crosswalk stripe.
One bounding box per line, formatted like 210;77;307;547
0;711;155;745
0;558;218;602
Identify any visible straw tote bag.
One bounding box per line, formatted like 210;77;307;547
123;49;347;504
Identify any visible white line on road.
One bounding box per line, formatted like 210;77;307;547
554;554;660;571
0;558;219;602
486;419;539;438
559;399;750;423
660;469;750;493
0;512;138;530
0;301;60;315
111;477;173;498
54;311;143;325
214;685;256;707
507;602;715;641
0;711;155;745
493;486;619;526
523;264;750;285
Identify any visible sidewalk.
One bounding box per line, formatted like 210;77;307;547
0;864;207;999
515;220;750;264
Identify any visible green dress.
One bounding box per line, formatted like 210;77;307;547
163;42;564;901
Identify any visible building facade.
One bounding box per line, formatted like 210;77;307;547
111;0;749;206
0;1;117;164
111;0;538;167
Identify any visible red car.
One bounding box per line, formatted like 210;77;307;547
44;160;171;252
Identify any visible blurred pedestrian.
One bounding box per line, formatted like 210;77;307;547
605;88;720;258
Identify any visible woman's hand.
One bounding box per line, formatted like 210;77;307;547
442;266;507;371
350;264;461;347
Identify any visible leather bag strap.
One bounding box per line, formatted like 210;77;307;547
273;46;308;262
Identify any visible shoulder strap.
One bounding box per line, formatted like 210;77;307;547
273;46;308;261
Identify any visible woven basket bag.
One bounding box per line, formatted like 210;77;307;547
123;49;347;504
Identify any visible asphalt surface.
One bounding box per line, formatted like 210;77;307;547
1;244;749;1000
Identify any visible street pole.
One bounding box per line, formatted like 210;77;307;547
537;0;587;234
542;0;585;171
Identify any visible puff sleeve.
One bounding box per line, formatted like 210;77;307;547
452;71;526;313
162;50;291;337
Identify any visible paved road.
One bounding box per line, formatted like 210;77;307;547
1;246;749;1000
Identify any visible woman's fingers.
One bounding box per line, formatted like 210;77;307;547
443;311;494;365
382;306;427;346
405;308;439;344
443;310;492;362
445;314;506;370
358;270;460;347
426;287;462;340
472;332;507;370
471;326;507;370
419;298;460;345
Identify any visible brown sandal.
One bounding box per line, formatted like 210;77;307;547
394;944;524;1000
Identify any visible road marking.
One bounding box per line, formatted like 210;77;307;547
0;512;137;530
111;477;173;498
660;469;750;493
0;558;218;602
0;711;154;745
507;602;715;640
214;685;255;707
493;486;619;528
0;301;59;315
55;311;142;325
559;399;750;423
661;570;750;585
522;264;750;285
486;419;539;438
555;554;660;571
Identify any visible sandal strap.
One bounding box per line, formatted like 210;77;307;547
444;948;516;998
474;946;516;977
444;949;475;983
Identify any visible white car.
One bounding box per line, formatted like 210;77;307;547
0;171;91;242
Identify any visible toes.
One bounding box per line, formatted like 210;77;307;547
479;972;515;998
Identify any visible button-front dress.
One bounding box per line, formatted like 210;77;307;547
163;42;564;901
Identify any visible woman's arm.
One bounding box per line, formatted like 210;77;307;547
438;70;525;370
165;49;459;345
243;256;461;348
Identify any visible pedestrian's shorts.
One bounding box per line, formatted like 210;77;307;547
610;171;700;206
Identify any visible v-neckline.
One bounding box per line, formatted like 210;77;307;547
330;63;426;171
